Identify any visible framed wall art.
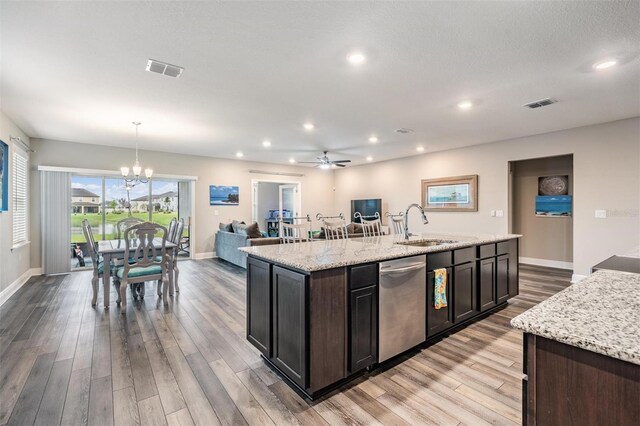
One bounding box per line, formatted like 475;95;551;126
210;185;239;206
0;140;8;212
421;174;478;212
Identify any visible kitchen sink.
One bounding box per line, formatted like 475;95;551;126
395;239;458;247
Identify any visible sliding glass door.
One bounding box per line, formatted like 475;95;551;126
70;175;191;269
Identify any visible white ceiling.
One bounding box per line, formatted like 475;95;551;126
1;1;639;166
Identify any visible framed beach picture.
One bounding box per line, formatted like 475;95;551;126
0;140;8;212
421;175;478;212
210;185;239;206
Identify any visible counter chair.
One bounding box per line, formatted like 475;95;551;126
323;219;349;240
280;222;311;244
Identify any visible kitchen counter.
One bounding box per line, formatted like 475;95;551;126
240;232;521;272
511;270;640;365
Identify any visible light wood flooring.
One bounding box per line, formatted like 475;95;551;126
0;261;571;425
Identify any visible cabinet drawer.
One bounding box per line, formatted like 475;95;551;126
427;251;452;271
479;243;496;258
349;264;378;290
497;241;510;255
454;247;475;264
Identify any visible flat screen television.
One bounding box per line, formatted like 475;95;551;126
351;198;382;223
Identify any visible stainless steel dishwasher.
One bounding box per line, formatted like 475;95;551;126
378;255;427;362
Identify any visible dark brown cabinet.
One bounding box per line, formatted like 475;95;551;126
496;254;510;304
271;266;307;389
246;257;271;356
426;267;454;337
349;285;377;372
508;238;519;297
479;257;497;312
453;262;478;323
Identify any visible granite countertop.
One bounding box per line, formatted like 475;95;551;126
511;270;640;365
239;232;520;272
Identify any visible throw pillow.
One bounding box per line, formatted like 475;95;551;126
219;222;233;232
231;220;246;233
234;222;262;239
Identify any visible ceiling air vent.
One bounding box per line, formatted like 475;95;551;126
146;59;184;78
395;128;414;134
523;98;557;109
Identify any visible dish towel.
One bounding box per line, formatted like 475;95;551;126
434;268;448;310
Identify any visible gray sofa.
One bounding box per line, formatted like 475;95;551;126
214;230;280;268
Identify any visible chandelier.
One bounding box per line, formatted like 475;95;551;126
120;122;153;190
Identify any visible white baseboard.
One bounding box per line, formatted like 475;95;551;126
519;257;573;270
194;252;216;260
571;274;588;283
0;267;43;307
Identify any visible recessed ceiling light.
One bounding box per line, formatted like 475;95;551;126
593;60;617;70
347;52;366;65
262;140;271;147
303;123;315;131
288;158;295;163
236;151;244;158
366;156;373;161
416;146;425;152
457;100;473;110
368;136;378;143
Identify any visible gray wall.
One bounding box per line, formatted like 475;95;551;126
334;117;640;276
28;138;335;265
0;112;32;293
512;155;573;264
256;182;279;231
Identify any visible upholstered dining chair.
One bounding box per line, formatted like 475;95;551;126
280;222;311;244
323;219;349;240
167;217;177;242
82;219;112;307
169;219;184;293
117;222;170;311
116;217;144;241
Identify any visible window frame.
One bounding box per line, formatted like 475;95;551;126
12;146;29;248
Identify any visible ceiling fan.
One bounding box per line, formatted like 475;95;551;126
298;151;351;169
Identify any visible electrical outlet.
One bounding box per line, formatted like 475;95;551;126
496;210;504;217
491;210;496;217
595;210;607;219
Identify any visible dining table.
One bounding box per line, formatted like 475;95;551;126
97;238;178;307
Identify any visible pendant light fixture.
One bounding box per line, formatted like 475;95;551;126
121;122;153;189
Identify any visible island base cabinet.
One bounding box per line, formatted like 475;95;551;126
349;285;378;373
246;257;271;356
271;266;307;389
426;267;453;337
524;334;640;425
453;262;478;323
479;257;497;312
496;254;510;304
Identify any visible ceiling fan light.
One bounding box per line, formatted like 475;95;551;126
320;164;330;170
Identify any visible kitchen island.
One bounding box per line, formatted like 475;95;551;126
511;270;640;425
240;233;521;399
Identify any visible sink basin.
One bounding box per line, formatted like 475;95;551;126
395;239;458;247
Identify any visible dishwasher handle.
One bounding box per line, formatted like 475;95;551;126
380;262;426;275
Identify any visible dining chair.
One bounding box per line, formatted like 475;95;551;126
170;219;185;293
323;219;349;240
82;219;112;307
179;216;191;255
117;222;170;311
116;217;144;241
167;217;177;242
280;222;311;244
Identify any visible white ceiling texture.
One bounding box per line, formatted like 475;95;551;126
1;1;639;166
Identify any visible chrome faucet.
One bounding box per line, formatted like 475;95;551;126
404;203;429;239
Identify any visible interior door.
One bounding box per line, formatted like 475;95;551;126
278;184;299;218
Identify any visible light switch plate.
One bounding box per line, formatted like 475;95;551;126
214;210;219;216
595;209;607;219
496;210;504;217
491;210;496;217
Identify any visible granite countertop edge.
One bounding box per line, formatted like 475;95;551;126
511;270;640;366
239;233;521;272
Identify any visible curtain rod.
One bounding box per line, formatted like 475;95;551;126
10;136;35;153
248;169;304;177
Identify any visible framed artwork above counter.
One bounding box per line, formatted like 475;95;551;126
421;174;478;212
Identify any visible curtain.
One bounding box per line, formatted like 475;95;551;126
41;171;71;274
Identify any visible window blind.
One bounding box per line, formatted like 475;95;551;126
12;151;28;246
